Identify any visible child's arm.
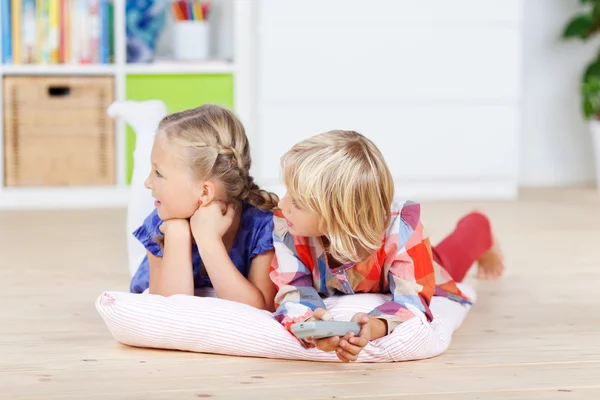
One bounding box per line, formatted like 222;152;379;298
197;241;274;310
270;216;328;332
192;202;274;310
247;250;277;312
148;219;194;296
366;202;436;336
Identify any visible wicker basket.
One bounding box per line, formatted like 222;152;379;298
3;76;115;187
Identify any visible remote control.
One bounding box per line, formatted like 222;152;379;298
291;321;361;340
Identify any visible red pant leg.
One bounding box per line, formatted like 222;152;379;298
431;212;493;282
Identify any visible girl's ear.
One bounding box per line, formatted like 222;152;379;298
197;180;217;205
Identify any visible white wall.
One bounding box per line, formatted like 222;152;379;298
521;0;600;186
254;0;522;200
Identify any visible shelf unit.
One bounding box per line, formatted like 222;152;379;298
0;0;254;209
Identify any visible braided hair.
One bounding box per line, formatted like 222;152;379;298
157;104;279;211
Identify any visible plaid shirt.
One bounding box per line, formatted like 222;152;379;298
270;199;472;334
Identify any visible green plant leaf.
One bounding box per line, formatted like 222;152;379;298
562;14;596;39
583;97;595;119
581;76;600;119
584;57;600;81
593;3;600;17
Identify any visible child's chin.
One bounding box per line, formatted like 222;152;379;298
156;208;169;220
287;226;304;236
157;208;192;221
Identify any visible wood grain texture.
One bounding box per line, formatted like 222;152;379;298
1;188;599;399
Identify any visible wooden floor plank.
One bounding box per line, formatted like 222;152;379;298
3;361;600;399
1;188;599;399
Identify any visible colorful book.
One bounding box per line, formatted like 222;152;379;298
107;0;113;63
49;0;59;63
78;0;90;63
68;0;78;63
22;0;37;63
98;0;108;63
11;0;21;64
2;0;112;65
38;0;51;64
88;0;99;63
1;0;12;63
60;0;68;62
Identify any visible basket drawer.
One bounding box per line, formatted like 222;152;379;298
3;76;115;187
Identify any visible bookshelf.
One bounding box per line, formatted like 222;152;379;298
0;0;254;209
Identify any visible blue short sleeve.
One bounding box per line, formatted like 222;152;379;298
132;209;164;257
249;213;274;259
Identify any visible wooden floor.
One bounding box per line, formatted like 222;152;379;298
1;188;600;399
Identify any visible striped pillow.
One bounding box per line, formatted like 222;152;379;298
95;285;475;362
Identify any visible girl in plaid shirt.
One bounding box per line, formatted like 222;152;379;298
270;130;504;362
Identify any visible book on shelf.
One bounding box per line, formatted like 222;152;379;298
1;0;114;65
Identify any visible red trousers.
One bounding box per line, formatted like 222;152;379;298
432;212;493;282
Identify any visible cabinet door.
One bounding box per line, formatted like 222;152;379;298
255;0;521;198
125;74;234;183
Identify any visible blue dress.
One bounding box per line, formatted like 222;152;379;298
130;203;274;293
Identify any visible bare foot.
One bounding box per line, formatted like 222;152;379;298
476;238;505;280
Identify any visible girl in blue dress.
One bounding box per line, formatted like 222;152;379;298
130;104;278;311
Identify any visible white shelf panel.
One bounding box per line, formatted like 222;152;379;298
0;64;116;76
0;186;130;210
124;60;235;75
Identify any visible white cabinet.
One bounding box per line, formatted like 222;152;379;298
254;0;522;200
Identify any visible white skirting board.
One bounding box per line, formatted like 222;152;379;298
0;187;131;210
263;179;519;202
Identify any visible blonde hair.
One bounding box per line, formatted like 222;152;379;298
282;130;394;263
157;104;279;210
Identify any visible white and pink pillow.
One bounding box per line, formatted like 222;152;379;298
96;285;475;362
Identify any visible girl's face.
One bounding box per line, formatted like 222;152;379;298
278;191;323;237
144;135;199;220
